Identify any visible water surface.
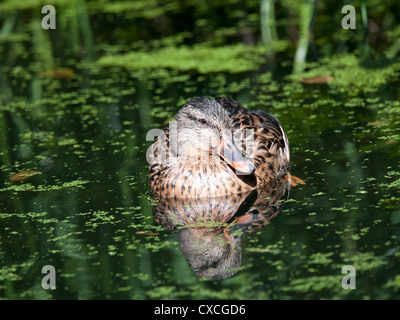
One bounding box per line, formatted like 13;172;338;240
0;0;399;299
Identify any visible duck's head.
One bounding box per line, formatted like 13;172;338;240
170;97;254;175
178;226;242;280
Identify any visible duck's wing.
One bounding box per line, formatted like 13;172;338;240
215;97;290;182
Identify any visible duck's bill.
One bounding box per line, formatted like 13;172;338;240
218;137;255;175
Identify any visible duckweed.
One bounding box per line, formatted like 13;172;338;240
98;43;288;74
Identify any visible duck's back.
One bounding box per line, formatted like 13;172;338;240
215;97;290;183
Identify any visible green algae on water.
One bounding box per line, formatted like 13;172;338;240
98;42;288;74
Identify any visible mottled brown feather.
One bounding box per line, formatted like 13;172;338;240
149;97;290;198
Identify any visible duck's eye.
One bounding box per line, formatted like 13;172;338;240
211;262;218;268
199;119;207;124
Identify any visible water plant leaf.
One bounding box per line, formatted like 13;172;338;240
38;68;74;79
10;171;42;182
136;231;159;236
301;76;334;84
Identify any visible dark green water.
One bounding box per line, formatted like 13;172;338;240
0;0;399;299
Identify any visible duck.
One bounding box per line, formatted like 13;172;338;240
148;96;291;198
152;176;291;280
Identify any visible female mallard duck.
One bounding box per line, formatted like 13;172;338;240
148;96;290;198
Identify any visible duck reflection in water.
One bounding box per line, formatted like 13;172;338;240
153;175;291;280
